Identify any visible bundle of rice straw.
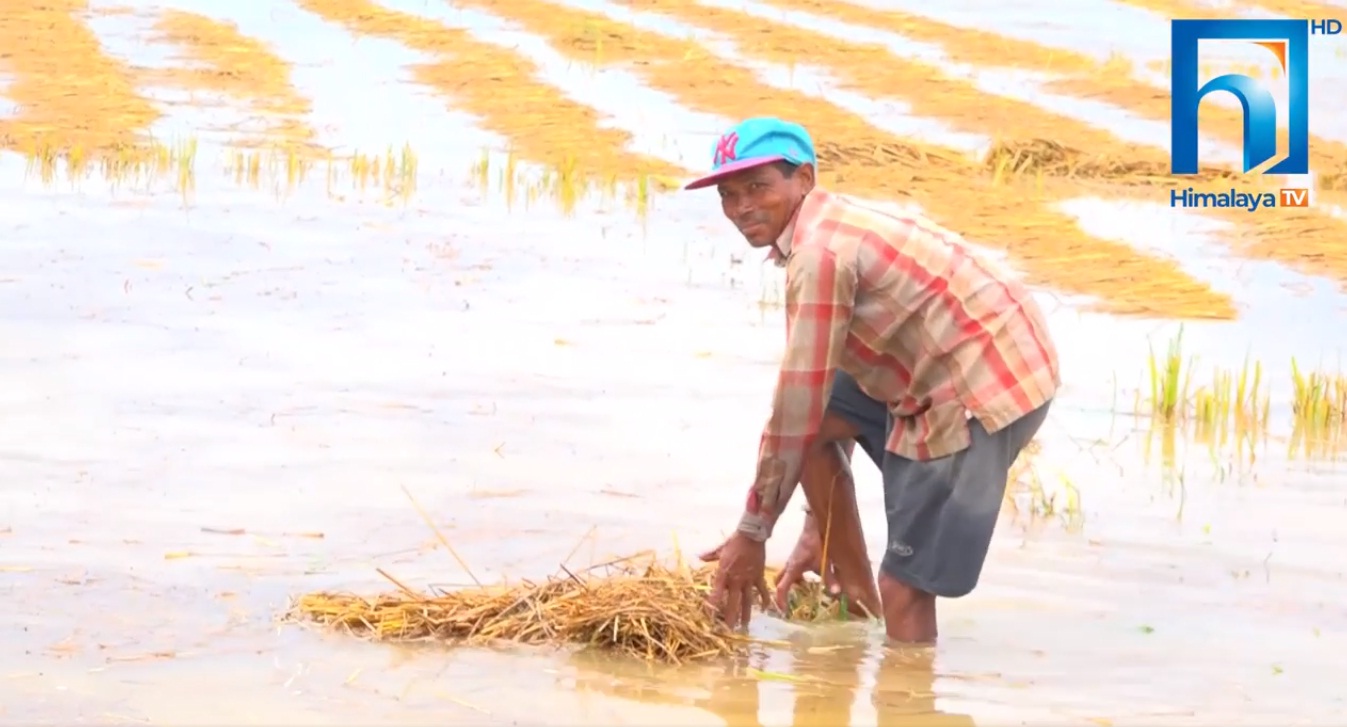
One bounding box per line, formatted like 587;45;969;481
982;138;1240;184
287;554;854;663
290;555;735;663
815;139;963;171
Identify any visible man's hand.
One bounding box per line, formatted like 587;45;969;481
699;533;770;630
773;522;836;611
773;517;882;619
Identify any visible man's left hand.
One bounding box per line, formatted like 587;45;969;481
699;532;770;630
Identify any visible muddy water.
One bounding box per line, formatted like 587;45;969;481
4;158;1346;724
3;2;1347;726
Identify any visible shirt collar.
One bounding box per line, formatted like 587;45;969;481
767;188;829;267
768;218;796;267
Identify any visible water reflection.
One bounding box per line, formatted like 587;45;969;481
1139;413;1347;485
0;141;662;216
570;642;975;727
871;649;975;727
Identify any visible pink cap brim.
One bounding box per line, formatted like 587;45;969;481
682;155;786;190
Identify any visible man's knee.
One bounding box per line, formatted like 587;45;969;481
880;549;979;599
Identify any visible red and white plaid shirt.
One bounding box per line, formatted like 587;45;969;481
738;189;1060;541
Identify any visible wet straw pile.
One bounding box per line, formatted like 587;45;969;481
982;139;1240;185
814;139;964;172
286;553;855;664
780;578;849;623
288;554;816;663
286;487;859;663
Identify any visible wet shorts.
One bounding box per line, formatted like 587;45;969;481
826;371;1050;598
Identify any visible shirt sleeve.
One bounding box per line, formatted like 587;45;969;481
737;244;857;541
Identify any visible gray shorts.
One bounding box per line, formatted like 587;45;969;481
827;371;1050;598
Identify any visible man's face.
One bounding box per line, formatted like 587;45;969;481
717;162;815;248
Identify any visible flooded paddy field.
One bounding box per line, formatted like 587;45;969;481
2;0;1346;724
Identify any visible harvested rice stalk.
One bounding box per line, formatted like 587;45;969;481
146;9;318;150
981;139;1239;185
781;580;852;623
297;0;684;188
290;559;733;663
448;0;1236;318
0;0;160;153
288;557;859;662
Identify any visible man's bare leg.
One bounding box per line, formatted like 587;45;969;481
796;413;882;617
814;372;1053;645
877;573;937;644
811;413;936;640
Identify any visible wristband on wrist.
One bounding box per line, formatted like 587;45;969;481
737;511;771;542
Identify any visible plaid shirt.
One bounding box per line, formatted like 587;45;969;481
737;189;1059;541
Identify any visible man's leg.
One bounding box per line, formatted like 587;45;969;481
799;420;867;573
799;372;894;615
797;420;877;615
877;402;1052;644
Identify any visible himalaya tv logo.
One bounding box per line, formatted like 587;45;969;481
1168;18;1339;211
1170;186;1309;211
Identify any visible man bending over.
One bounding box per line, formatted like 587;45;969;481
686;117;1059;643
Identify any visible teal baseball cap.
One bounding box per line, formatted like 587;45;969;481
683;117;816;190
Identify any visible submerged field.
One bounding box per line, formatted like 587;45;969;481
2;0;1345;724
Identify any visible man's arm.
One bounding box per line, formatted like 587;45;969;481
737;245;857;541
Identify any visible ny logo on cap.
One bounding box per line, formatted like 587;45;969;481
714;132;738;166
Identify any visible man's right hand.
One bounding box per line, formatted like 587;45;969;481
773;517;881;618
773;522;835;611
